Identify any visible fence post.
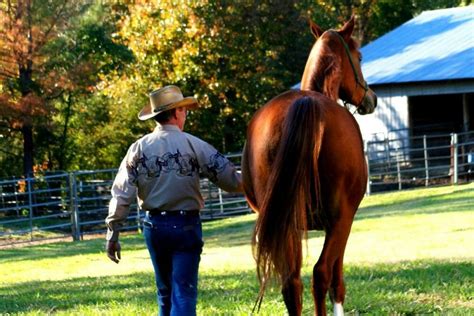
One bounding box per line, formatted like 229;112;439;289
208;183;214;220
452;133;459;184
69;172;81;241
396;147;402;190
423;135;429;186
14;180;20;217
385;137;390;168
365;141;371;195
218;188;224;214
27;176;34;241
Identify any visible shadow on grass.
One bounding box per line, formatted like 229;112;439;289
202;215;256;248
0;233;146;264
0;259;471;315
0;271;156;314
203;214;326;249
356;186;474;221
0;215;257;264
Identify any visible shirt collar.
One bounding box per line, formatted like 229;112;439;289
154;124;181;133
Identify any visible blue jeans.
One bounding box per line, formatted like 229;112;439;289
143;213;203;316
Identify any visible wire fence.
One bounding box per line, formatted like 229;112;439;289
0;155;249;246
1;132;473;246
366;131;474;193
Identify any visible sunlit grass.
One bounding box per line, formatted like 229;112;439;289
1;183;473;315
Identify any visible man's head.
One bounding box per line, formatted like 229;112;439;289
138;85;198;123
154;107;188;130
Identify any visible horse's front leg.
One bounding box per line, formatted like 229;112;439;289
281;239;303;316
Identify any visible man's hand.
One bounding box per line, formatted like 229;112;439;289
106;240;121;263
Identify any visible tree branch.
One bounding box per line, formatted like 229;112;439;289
45;89;65;101
35;0;70;51
0;144;23;158
0;68;17;79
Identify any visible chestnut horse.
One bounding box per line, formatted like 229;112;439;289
242;17;377;316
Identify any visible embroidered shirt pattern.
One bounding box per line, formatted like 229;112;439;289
204;152;229;182
126;150;230;184
127;150;200;182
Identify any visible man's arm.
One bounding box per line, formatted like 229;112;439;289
105;144;139;263
195;140;243;193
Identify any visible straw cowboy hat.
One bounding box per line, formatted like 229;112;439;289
138;85;199;121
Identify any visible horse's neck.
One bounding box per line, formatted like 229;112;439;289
300;42;340;102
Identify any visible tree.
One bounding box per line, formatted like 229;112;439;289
100;1;316;156
39;3;133;171
324;0;470;45
302;0;469;45
0;0;91;176
0;1;132;176
1;0;469;177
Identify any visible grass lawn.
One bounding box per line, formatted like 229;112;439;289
0;183;473;315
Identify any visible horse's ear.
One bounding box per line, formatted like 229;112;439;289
339;15;355;40
309;20;324;40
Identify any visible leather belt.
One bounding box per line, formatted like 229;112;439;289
147;209;200;216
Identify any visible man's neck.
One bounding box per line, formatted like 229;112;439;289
160;119;182;131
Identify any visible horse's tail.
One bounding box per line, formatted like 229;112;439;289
252;96;322;310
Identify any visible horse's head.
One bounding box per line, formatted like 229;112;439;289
301;16;377;115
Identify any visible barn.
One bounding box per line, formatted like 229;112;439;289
356;5;474;141
293;6;474;190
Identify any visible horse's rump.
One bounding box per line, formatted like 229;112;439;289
246;91;329;303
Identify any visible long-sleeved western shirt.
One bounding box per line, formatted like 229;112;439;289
105;124;242;241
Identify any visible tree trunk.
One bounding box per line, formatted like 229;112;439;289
58;94;72;170
22;124;34;177
20;0;35;177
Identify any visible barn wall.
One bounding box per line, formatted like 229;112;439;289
355;79;474;141
355;95;409;142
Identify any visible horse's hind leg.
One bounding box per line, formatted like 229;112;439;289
281;241;303;316
330;256;346;315
312;218;352;316
282;274;303;316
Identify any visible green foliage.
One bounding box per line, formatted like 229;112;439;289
84;0;470;168
100;1;314;154
1;2;133;173
366;0;467;43
0;1;469;176
0;0;96;176
0;129;23;177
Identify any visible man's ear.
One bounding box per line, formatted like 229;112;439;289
172;108;179;119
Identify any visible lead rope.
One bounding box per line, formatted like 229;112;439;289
343;100;359;115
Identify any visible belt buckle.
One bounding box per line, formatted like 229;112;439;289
179;210;185;215
160;211;166;216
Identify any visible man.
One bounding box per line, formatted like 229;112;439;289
105;85;242;315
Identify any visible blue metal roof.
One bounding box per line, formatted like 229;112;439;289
362;6;474;85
